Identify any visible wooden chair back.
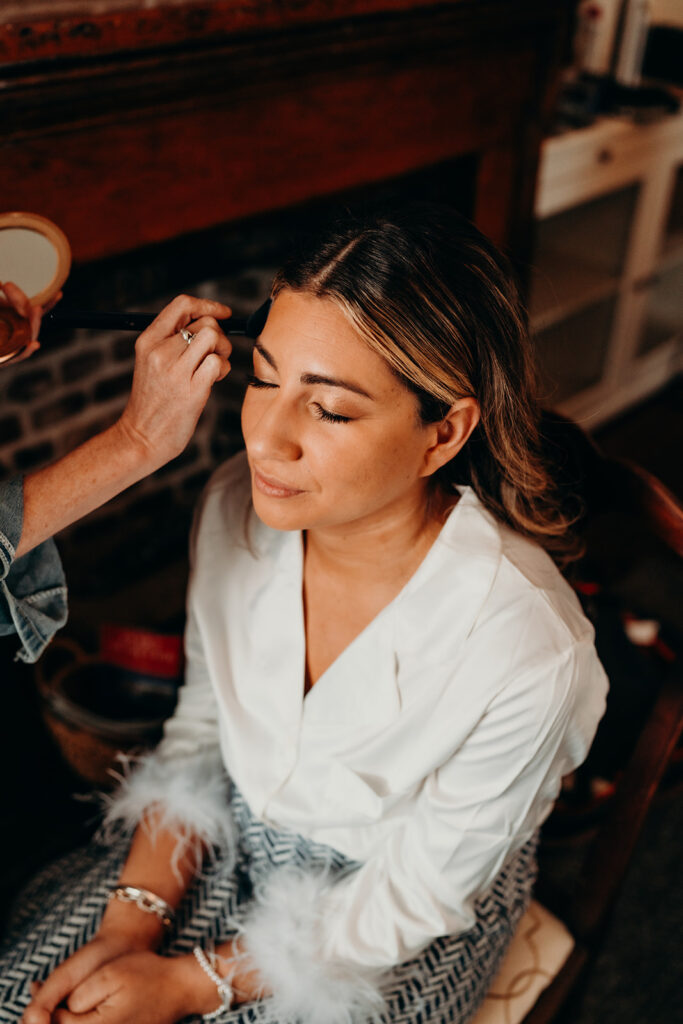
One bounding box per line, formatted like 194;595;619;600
525;413;683;1020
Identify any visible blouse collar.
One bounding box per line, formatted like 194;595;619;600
238;487;504;735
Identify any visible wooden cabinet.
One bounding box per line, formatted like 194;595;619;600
531;106;683;426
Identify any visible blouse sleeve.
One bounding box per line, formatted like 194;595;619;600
101;464;245;867
100;591;234;868
239;636;607;1022
0;477;68;663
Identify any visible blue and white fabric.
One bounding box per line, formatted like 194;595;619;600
0;785;537;1023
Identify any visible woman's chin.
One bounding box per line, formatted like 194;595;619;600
251;490;312;532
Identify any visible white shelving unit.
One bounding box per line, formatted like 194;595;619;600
530;103;683;428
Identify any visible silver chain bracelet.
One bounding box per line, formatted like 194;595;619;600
108;885;175;928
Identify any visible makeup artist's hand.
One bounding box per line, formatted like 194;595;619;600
16;293;233;560
0;281;62;363
115;294;233;472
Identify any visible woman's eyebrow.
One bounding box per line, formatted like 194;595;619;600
254;339;277;369
254;340;374;400
299;372;373;400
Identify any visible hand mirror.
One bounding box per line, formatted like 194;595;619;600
0;212;71;363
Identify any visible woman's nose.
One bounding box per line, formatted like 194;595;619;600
245;395;302;462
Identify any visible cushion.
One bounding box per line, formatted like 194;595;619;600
471;900;575;1024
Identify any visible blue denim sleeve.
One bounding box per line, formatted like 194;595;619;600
0;477;68;663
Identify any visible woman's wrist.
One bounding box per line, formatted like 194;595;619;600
174;950;234;1018
98;898;167;952
108;416;163;479
173;939;262;1017
215;938;265;1005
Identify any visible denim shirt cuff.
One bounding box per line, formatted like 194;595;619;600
0;476;23;578
0;477;69;663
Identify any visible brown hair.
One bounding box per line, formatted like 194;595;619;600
271;202;582;566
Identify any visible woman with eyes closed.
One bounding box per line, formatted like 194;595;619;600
8;203;608;1024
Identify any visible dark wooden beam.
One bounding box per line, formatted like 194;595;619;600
1;1;568;65
0;1;575;271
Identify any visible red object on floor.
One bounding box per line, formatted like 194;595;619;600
99;624;183;680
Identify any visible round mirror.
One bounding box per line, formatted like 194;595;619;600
0;211;71;305
0;212;71;363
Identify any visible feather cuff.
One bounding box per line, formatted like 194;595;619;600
99;749;235;876
236;866;386;1024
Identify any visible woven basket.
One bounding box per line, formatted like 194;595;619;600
35;638;177;787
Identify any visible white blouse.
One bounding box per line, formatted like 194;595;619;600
109;451;607;983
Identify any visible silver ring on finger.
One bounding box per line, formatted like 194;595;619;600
180;327;196;345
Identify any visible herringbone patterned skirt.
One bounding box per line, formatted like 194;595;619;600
0;787;537;1023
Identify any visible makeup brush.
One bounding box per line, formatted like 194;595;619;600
42;298;272;339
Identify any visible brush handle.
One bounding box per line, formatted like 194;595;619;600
43;309;248;333
43;299;271;338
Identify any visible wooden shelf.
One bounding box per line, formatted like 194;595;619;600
638;260;683;358
529;252;620;333
532;296;615;405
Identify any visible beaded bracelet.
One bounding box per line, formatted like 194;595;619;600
108;885;174;928
193;944;234;1021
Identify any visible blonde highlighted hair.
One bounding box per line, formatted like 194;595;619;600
272;203;582;566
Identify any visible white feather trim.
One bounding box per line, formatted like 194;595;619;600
236;866;386;1024
99;750;236;878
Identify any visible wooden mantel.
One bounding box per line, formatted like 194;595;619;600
0;1;575;272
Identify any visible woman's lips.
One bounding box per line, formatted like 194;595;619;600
253;468;305;498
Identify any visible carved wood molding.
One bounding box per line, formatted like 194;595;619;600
1;0;564;66
2;9;538;139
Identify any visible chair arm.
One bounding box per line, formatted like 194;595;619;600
570;657;683;944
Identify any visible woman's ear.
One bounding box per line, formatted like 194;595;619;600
421;397;480;478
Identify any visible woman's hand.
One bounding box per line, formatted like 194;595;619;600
0;281;62;363
30;950;197;1024
21;900;168;1024
114;293;233;473
22;931;143;1024
28;949;222;1024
